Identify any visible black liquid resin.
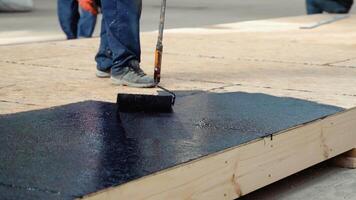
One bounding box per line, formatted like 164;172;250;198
0;92;343;199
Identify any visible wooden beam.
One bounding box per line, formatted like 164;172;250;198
346;149;356;157
332;148;356;169
81;107;356;200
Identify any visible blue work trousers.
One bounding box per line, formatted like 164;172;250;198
306;0;351;14
57;0;97;39
95;0;142;75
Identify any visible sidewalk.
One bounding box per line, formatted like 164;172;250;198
0;0;307;45
0;14;355;199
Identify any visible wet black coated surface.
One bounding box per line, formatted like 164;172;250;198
0;92;343;199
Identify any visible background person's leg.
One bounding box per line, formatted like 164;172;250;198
77;7;97;38
306;0;323;14
321;0;350;13
57;0;80;39
100;0;142;75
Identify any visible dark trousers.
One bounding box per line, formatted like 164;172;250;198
306;0;352;14
57;0;97;39
95;0;142;75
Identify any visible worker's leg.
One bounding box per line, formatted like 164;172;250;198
306;0;323;14
320;0;351;13
99;0;154;87
100;0;142;74
77;6;97;38
57;0;80;39
95;17;113;77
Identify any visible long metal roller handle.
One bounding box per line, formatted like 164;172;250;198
157;0;167;47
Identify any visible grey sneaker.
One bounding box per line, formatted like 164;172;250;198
111;60;156;88
96;69;110;78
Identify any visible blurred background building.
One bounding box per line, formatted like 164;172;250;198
0;0;33;12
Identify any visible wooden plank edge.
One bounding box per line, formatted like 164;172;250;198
332;148;356;169
81;107;356;200
346;149;356;157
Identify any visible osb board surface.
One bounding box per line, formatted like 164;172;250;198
1;15;356;114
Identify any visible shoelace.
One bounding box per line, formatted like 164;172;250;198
129;63;146;77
